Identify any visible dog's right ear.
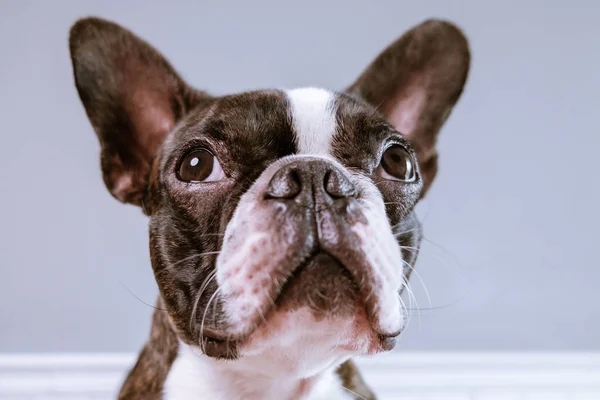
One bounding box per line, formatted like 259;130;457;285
69;17;207;207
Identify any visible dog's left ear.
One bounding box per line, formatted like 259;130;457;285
347;19;470;197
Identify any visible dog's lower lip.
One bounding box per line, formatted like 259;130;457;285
200;327;235;342
200;333;241;359
379;330;402;339
273;249;357;306
379;333;400;351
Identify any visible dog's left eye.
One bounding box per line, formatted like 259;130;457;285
380;145;416;182
177;149;225;182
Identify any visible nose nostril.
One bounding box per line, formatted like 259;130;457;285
265;167;302;199
323;170;332;194
289;170;301;187
324;169;356;199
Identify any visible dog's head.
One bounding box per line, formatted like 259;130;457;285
70;17;469;369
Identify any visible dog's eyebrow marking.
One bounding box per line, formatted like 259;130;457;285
285;87;336;156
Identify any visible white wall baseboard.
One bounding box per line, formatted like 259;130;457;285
1;352;600;399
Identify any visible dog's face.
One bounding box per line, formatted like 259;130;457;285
70;18;469;369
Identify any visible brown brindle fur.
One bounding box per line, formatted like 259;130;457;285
336;360;377;400
118;299;178;399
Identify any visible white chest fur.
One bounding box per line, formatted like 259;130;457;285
163;344;354;400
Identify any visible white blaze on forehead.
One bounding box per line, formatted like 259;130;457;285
285;87;337;156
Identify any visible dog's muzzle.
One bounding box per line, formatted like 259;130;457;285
213;156;405;354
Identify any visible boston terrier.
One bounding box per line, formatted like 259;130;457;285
69;16;470;400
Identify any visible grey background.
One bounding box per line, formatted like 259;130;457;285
1;0;598;353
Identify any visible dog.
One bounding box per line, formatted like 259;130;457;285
69;16;469;400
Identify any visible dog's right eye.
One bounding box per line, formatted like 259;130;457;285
177;149;224;182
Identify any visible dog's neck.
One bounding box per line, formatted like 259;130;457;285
119;298;372;400
164;344;349;400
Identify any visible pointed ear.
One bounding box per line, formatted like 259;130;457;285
69;17;208;206
347;19;470;197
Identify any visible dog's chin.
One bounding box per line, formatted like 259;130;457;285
198;252;399;360
239;252;399;358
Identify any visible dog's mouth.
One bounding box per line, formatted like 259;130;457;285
274;250;360;314
199;250;363;358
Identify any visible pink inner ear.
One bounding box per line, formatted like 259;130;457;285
385;85;426;138
127;83;176;160
134;96;174;158
112;172;134;203
119;55;178;161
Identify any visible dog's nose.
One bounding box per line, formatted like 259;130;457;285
265;159;356;202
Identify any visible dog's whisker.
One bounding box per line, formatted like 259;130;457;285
400;279;419;329
397;290;409;318
403;299;468;312
323;341;341;359
155;251;222;278
408;237;470;301
398;245;419;252
398;279;416;327
400;258;432;309
189;270;218;331
340;384;369;400
200;287;221;354
399;251;468;313
265;273;278;308
212;288;220;327
364;236;417;329
421;236;468;272
256;303;268;324
160;251;221;273
400;276;415;308
394;229;421;238
364;285;375;304
120;283;168;311
321;374;368;400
